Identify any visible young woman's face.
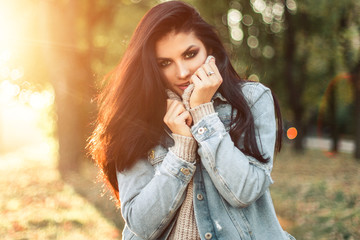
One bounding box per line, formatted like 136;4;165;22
155;31;207;96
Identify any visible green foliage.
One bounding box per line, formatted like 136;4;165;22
193;0;360;146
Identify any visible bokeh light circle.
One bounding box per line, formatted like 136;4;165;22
287;127;297;140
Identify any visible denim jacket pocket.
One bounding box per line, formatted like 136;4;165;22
148;145;168;166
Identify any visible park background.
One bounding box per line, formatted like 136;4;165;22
0;0;359;239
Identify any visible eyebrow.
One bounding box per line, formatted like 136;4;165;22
156;45;198;61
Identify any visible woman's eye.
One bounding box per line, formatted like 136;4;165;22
185;51;197;59
159;60;171;68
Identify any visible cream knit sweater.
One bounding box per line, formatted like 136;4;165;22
166;86;215;240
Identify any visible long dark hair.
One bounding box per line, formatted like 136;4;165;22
88;1;283;203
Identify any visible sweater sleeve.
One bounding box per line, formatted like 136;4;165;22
170;134;197;163
189;102;215;124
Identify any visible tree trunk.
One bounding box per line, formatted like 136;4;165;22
353;64;360;159
284;9;305;152
39;1;92;174
329;82;339;152
328;57;339;153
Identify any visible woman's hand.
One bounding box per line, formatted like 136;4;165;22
164;99;193;137
189;57;223;108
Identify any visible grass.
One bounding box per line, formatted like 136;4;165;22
271;145;360;240
1;143;359;240
0;144;120;240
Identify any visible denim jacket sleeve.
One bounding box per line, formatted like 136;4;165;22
191;83;276;208
116;150;196;239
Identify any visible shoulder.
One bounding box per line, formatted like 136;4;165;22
240;81;273;108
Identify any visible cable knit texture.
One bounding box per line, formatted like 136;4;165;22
170;134;197;163
181;83;194;111
168;178;201;240
165;89;182;102
166;88;201;240
189;102;215;124
165;88;216;240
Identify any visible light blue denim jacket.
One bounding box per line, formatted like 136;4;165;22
117;82;296;240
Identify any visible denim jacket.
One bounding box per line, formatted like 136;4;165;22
117;82;296;240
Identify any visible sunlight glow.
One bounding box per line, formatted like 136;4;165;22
272;3;284;17
0;81;20;103
231;28;244;42
262;45;275;59
228;9;242;27
227;9;244;43
286;0;297;12
262;6;273;24
248;74;260;82
247;36;259;48
29;91;54;110
270;22;283;33
10;68;24;81
252;0;267;13
250;0;286;26
0;66;10;79
242;15;254;26
0;49;11;62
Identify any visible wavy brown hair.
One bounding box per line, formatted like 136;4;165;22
88;1;283;204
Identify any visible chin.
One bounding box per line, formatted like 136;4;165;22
176;90;184;96
170;88;182;96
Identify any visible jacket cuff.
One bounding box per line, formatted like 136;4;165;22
170;134;197;163
189;102;215;124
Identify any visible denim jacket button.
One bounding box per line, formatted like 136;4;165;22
148;150;155;159
197;193;204;201
180;168;190;175
197;127;206;134
205;232;212;239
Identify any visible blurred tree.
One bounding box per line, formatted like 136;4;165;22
37;0;360;174
339;0;360;159
39;0;150;174
39;0;94;174
195;0;359;156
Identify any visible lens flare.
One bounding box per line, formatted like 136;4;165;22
287;127;297;140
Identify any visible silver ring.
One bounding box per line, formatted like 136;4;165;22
207;71;215;76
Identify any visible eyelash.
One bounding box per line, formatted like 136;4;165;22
159;60;171;68
158;50;199;68
185;50;198;59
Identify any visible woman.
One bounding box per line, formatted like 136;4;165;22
88;1;295;239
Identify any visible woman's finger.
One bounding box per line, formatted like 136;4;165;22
165;100;178;121
181;111;193;127
208;59;222;81
201;64;217;84
191;74;202;88
163;100;193;137
166;99;174;111
166;100;186;120
195;68;208;83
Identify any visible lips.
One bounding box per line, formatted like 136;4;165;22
177;82;190;90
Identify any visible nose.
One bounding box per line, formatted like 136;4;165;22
176;61;190;79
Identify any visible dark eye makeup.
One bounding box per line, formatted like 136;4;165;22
157;47;200;68
184;49;199;59
158;60;172;68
